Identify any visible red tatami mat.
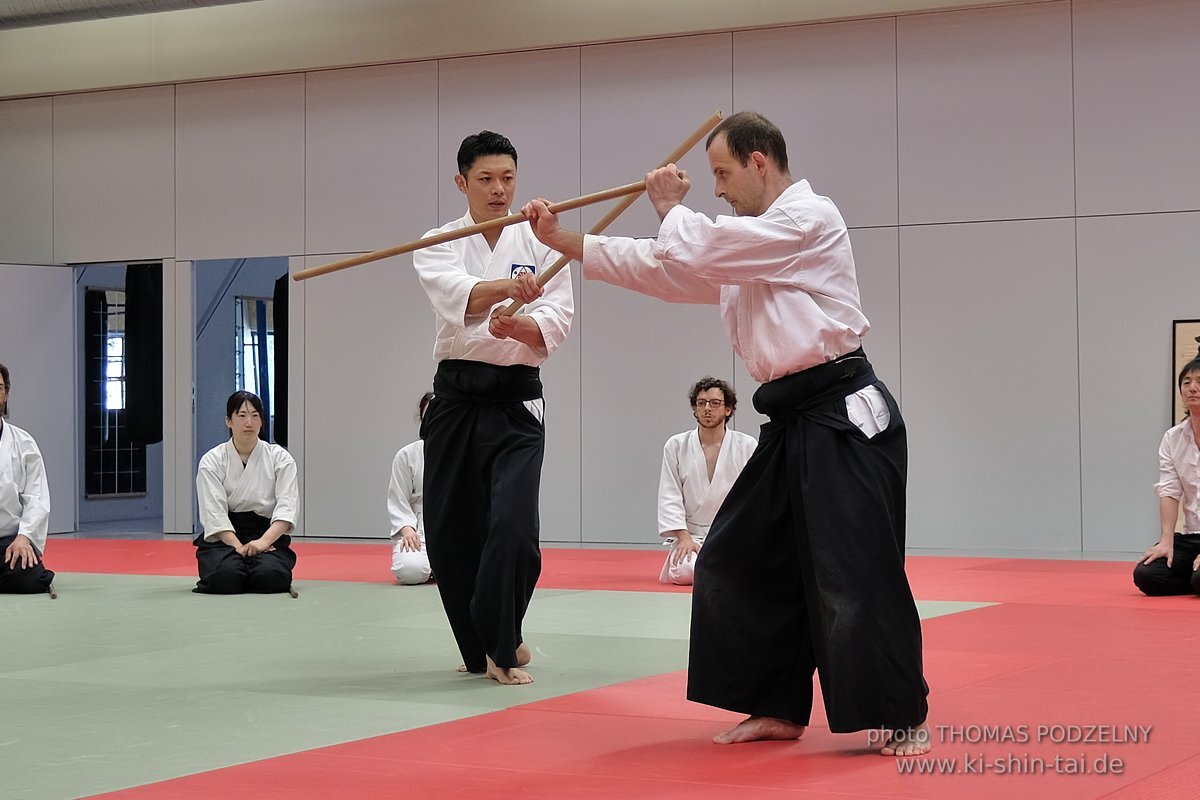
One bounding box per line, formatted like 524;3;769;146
87;600;1200;800
43;538;688;590
64;538;1200;800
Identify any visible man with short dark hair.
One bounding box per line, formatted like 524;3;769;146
523;111;930;755
413;131;574;685
657;377;755;585
0;362;54;595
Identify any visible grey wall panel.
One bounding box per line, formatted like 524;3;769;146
897;2;1074;225
436;49;582;225
53;87;175;264
436;48;585;544
578;34;736;546
580;34;732;234
1077;212;1200;552
734;18;898;229
0;98;52;264
305;63;439;256
300;253;437;538
900;219;1079;552
539;262;582;544
852;226;902;397
176;75;305;260
1073;0;1200;217
0;264;76;534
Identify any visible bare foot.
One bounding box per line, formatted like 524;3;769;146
880;723;932;756
459;644;529;673
485;656;534;685
713;715;806;745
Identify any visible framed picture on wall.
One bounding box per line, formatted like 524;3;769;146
1173;319;1200;424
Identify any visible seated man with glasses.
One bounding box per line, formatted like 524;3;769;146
657;376;756;585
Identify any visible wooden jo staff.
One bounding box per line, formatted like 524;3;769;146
292;110;723;283
501;109;722;316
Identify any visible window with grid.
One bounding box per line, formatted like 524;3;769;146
234;296;275;436
84;289;147;497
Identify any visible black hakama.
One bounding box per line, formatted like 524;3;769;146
0;533;55;593
193;511;296;594
687;350;929;732
421;359;544;672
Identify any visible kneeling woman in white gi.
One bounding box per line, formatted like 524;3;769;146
194;390;298;594
388;392;433;585
0;362;54;594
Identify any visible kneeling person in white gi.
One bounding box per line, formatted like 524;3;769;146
388;392;433;585
194;391;299;594
659;376;755;585
0;362;54;594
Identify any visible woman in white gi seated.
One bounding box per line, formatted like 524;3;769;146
388;392;433;585
658;377;757;585
1134;356;1200;596
194;390;298;594
0;362;55;594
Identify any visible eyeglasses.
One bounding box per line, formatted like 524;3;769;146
694;398;725;409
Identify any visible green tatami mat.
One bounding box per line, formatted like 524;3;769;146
1;572;987;800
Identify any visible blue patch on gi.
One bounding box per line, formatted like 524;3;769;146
510;264;536;278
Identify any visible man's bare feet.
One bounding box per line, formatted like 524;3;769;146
880;723;932;756
457;645;529;675
713;715;806;745
485;656;533;685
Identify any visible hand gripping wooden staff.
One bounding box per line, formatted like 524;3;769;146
291;111;723;283
501;109;723;316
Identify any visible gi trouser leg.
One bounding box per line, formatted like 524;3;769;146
688;357;928;732
423;394;544;673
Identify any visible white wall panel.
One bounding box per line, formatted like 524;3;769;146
53;87;175;264
176;75;305;260
305;63;439;256
578;35;736;545
897;2;1074;224
0;98;53;264
852;226;902;396
1073;0;1200;217
1077;212;1200;552
0;264;76;534
734;18;898;228
300;253;437;538
900;219;1079;552
437;48;585;543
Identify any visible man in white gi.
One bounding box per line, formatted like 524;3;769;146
388;392;432;585
413;131;574;685
1134;356;1200;595
194;390;299;594
523;111;930;754
658;376;756;585
0;362;54;595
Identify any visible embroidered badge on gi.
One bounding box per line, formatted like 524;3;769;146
510;264;536;279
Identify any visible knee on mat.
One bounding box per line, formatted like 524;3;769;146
247;567;293;594
197;568;249;594
393;560;432;585
667;559;696;586
0;566;53;594
1131;562;1172;596
1191;569;1200;596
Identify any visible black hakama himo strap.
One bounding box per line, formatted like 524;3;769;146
193;511;297;595
422;359;545;673
687;349;930;732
